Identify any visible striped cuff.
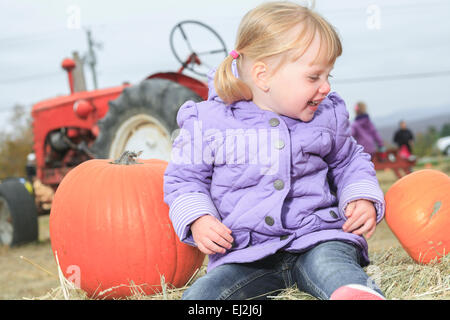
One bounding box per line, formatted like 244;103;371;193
169;192;220;246
339;180;385;223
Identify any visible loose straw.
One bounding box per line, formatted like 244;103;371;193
20;255;58;278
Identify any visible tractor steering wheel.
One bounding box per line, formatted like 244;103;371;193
170;20;228;77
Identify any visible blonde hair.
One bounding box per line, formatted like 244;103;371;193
355;101;367;115
214;1;342;105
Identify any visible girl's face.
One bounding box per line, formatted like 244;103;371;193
260;35;334;122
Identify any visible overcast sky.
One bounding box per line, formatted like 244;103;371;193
1;0;450;132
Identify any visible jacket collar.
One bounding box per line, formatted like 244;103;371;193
355;114;369;120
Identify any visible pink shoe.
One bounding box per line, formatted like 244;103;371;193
330;284;386;300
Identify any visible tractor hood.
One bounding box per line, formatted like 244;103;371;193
32;85;128;114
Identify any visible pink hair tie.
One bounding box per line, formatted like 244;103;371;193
230;50;240;59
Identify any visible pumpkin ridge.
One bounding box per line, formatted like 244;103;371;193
146;163;177;291
80;162;98;293
117;161;131;294
132;162;152;293
91;161;115;296
142;163;167;293
141;168;155;296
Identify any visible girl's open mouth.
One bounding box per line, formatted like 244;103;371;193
307;100;321;106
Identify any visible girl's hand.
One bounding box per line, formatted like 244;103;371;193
342;199;377;239
190;215;234;255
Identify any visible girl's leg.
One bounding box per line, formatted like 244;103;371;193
291;241;385;300
182;252;294;300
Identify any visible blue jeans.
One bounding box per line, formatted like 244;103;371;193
182;241;384;300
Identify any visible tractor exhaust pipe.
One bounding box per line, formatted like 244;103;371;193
61;58;76;94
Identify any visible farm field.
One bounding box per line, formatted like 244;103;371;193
0;161;449;300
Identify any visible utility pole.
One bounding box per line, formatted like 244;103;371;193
85;28;101;89
72;51;87;92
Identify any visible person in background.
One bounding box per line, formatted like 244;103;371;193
351;102;385;159
393;120;414;157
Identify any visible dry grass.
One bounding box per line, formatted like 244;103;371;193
27;245;450;300
368;247;449;300
3;159;449;300
29;224;449;301
271;247;450;300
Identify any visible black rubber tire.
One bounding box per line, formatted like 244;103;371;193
91;78;202;159
0;178;38;246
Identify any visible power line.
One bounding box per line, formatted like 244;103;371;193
1;0;447;44
0;72;62;84
1;69;450;112
0;109;15;113
320;0;449;16
332;70;450;84
0;104;33;113
0;31;67;45
0;30;100;87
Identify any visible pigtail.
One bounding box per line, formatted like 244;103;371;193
214;55;252;105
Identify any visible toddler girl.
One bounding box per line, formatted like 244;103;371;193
164;1;386;300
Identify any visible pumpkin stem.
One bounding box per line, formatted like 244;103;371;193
111;151;143;165
429;201;441;220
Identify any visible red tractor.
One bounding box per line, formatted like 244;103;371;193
0;21;228;246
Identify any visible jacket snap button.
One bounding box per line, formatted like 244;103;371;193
265;216;275;226
275;140;285;150
269;118;280;127
280;235;289;241
329;210;338;219
273;179;284;190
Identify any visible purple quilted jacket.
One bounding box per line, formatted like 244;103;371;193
163;68;385;272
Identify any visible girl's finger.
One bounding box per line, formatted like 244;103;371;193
345;202;356;218
203;238;227;254
343;211;368;233
352;219;375;237
342;208;362;231
210;217;232;233
365;221;377;239
364;224;376;239
197;242;214;255
211;224;234;244
220;222;233;234
208;228;233;250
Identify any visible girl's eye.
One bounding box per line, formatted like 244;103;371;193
308;74;333;81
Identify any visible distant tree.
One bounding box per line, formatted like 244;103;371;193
427;126;439;142
0;104;33;180
413;126;440;157
440;123;450;137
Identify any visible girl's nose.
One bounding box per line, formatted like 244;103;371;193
319;80;331;94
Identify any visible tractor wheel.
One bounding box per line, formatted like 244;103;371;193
0;178;38;246
92;78;202;160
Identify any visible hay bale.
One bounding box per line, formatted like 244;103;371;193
32;247;449;300
367;246;449;300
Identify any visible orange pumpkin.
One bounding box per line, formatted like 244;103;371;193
385;169;450;264
49;152;205;298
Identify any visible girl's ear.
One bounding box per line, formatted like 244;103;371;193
251;61;270;92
